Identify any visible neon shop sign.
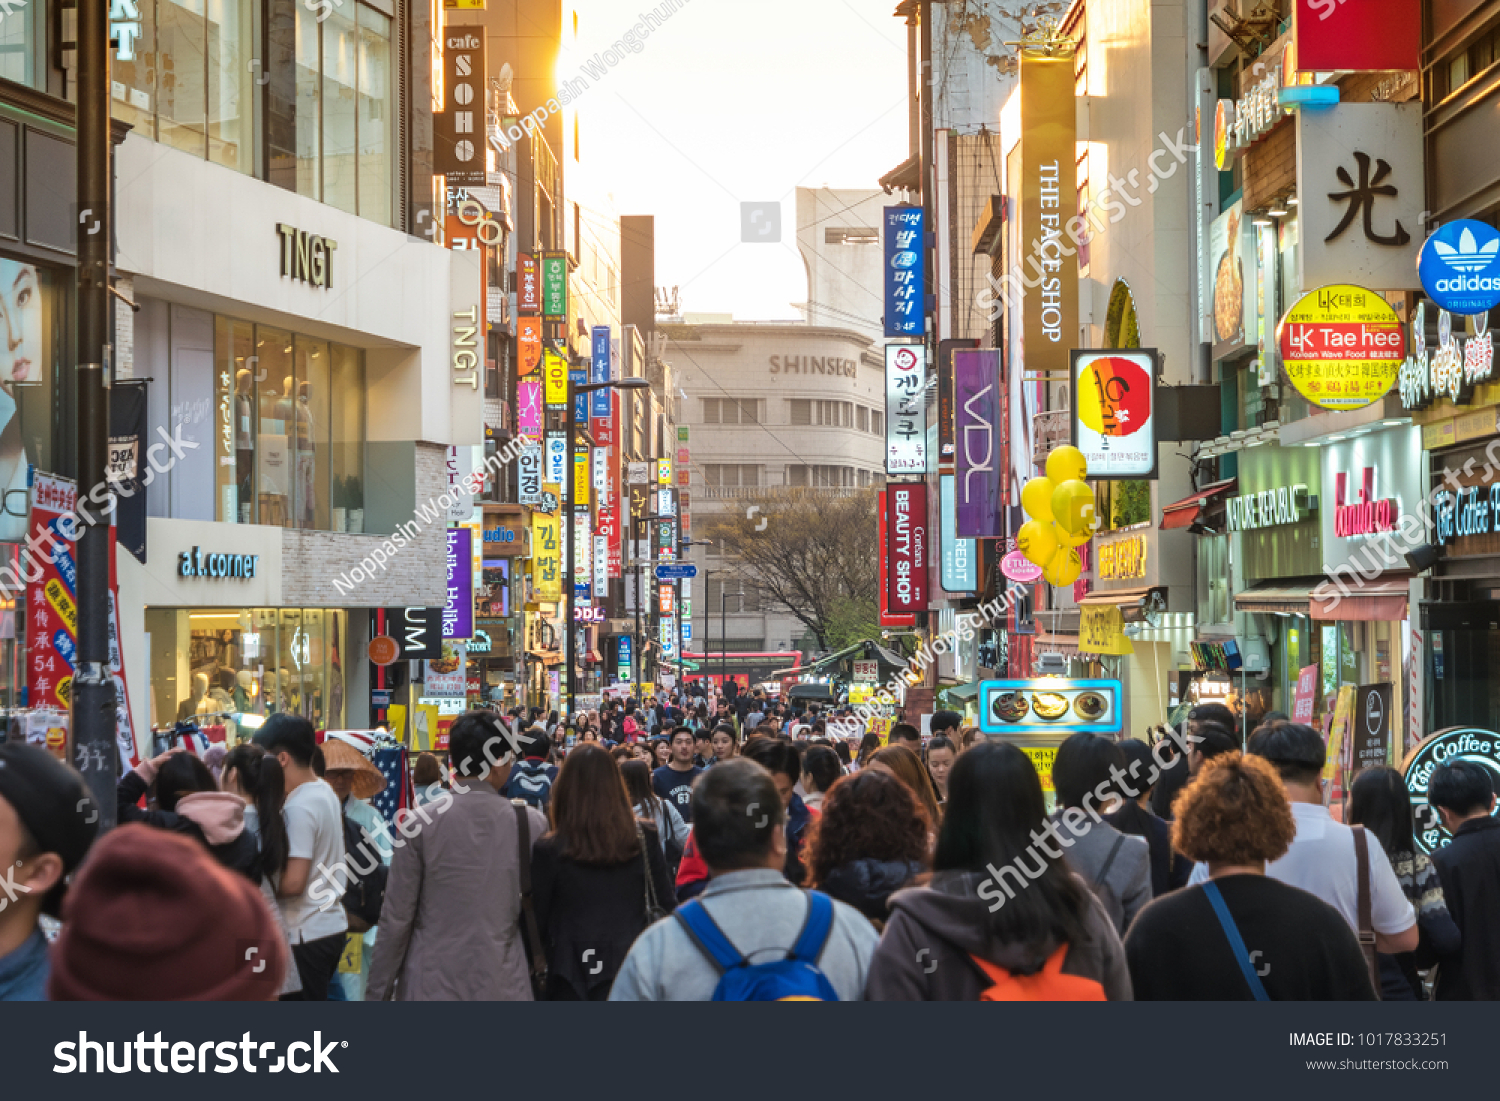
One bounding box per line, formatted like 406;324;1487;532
1399;301;1495;410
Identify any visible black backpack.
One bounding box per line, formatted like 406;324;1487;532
340;815;388;933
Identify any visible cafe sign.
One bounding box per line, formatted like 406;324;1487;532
1278;285;1404;410
1403;727;1500;853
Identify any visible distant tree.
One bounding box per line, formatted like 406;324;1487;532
702;488;879;652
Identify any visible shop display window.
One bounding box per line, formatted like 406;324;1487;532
145;607;348;741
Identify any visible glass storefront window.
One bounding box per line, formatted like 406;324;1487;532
357;5;392;227
0;0;37;88
1196;534;1230;625
146;606;348;738
322;2;359;215
205;315;362;529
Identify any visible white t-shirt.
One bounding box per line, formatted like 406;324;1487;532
1188;801;1415;936
276;778;349;943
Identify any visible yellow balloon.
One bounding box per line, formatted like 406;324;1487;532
1021;476;1056;521
1043;547;1082;587
1051;479;1096;536
1017;519;1059;567
1046;445;1088;485
1061;523;1093;547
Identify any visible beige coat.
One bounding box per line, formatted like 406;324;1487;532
366;781;548;1001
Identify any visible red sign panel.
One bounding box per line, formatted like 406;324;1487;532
878;488;917;628
886;483;929;614
1294;0;1419;72
517;254;541;315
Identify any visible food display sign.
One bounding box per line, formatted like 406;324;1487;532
979;678;1123;736
1278;285;1404;410
1402;727;1500;854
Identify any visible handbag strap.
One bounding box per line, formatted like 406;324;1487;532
1202;880;1269;1001
1094;833;1127;889
637;822;663;919
1352;826;1381;997
513;800;547;981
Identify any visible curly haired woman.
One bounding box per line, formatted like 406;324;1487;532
1124;753;1376;1000
803;769;929;928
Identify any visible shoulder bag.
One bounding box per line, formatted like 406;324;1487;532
513;800;549;1000
1352;825;1382;1000
638;823;670;925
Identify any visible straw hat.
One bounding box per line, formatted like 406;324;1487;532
320;736;387;800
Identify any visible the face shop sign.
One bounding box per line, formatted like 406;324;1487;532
179;546;260;580
1227;484;1315;531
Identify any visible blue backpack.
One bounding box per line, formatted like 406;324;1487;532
675;890;840;1001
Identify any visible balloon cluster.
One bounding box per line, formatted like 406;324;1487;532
1017;445;1100;587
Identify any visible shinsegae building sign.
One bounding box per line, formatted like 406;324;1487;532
1398;302;1495;410
1227;484;1315;531
276;224;337;289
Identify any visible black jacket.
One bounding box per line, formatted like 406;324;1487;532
532;823;675;1000
1105;801;1191;897
818;858;925;925
117;771;262;882
1430;815;1500;1000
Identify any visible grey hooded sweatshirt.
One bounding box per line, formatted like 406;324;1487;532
866;870;1133;1000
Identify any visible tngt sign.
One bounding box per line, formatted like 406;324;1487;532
886;484;928;614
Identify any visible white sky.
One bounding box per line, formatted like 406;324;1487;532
567;0;910;321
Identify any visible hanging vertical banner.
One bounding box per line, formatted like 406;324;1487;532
27;474;78;712
884;206;926;337
886;483;929;613
575;514;591;597
885;344;928;474
545;432;567;484
593;534;608;599
518;380;543;438
617;636;633;682
531;512;561;602
937;339;975;464
544;349;568;407
953;348;1003;536
518;317;542;377
571;369;588;425
434;31;486;187
1020;48;1078;376
590;327;611;418
444;528;474;639
517;254;541;315
574;449;591;507
518;443;543;505
878;488;917;628
541;251;568;319
940;475;977;593
106;528;140;771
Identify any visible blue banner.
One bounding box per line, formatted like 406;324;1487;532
940;475;977;593
571;369;588;423
590;326;611;418
884;206;925;338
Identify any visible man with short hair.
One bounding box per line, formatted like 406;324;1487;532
254;714;349;1000
692;728;714;768
741;737;814;885
1427;759;1500;999
930;710;962;740
610;759;878;1001
1186;721;1240;775
1189;722;1419;955
367;711;548;1000
0;744;97;1001
1049;732;1151;934
653;726;704;824
502;728;557;810
887;723;922;751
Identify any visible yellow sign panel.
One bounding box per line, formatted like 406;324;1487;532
544;350;568;407
657;458;673;485
574;452;590;507
1079;604;1135;656
1097;535;1147;580
1019;51;1078;375
531;511;562;602
1022;746;1056;792
1278;285;1403;410
443;0;486;7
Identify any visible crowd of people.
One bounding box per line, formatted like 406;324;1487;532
1;683;1497;1002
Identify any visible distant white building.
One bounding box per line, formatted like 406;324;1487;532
795;187;888;340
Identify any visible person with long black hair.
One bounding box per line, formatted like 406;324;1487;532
117;747;260;880
1348;766;1462;1000
866;741;1131;999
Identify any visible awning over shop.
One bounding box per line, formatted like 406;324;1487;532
1034;632;1081;657
1234;578;1324;616
940;681;979;701
1160;478;1237;531
1078;585;1168;623
1310;573;1412;622
526;648;564;666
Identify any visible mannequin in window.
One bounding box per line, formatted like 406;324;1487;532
294;380;316;527
260;670;280;715
234;669;254;713
176;672;210;722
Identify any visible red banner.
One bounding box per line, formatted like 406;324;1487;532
878;488;916;628
27;474;78;712
886;483;929;614
1294;0;1419;72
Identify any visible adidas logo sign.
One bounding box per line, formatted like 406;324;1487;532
1433;226;1500;274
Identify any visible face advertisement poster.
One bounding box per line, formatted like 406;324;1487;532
1071;349;1159;478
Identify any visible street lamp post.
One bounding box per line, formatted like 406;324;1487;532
563;375;651;719
630;512;672;703
678;538;714;693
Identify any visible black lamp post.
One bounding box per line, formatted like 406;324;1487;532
564;375;651;718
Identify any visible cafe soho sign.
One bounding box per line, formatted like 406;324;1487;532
1403;727;1500;853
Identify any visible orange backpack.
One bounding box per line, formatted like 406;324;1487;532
971;944;1106;1001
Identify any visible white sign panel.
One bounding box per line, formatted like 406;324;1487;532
1297;103;1423;292
594;534;608;597
627;461;651;485
545;434;567;485
519;443;543;505
885;343;927;474
593;447;608;492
